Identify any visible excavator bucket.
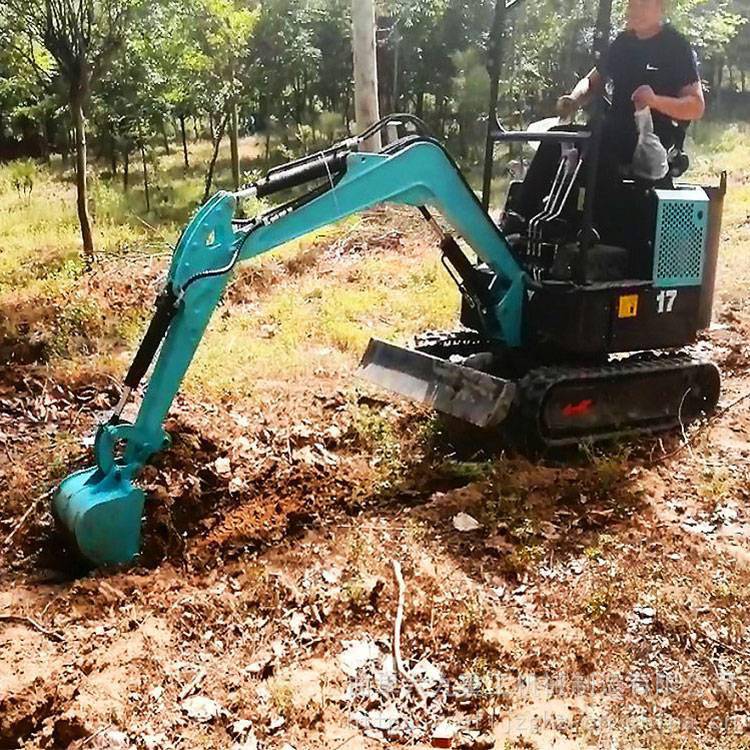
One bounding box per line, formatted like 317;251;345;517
357;338;517;428
52;466;145;567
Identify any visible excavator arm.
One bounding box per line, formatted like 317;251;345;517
53;126;527;566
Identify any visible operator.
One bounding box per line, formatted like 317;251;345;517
557;0;705;168
514;0;704;226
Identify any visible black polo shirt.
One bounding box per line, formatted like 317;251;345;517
598;24;700;162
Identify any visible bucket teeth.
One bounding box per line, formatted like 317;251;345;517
357;338;516;428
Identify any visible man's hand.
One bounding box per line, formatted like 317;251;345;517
631;84;656;110
634;81;705;120
556;95;578;120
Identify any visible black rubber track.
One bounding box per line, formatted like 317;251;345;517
413;330;721;448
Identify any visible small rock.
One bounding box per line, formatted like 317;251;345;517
289;610;306;636
322;567;342;584
214;456;231;476
680;517;716;535
569;559;585;575
293;445;319;465
340;637;380;677
142;734;171;750
369;703;399;730
228;719;258;750
88;729;132;749
231;412;250;428
181;695;222;723
228;477;246;494
412;658;443;688
228;719;254;738
245;652;274;678
714;504;739;524
350;709;370;729
633;605;656;625
452;512;480;532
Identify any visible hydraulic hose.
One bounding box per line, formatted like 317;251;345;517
123;284;180;392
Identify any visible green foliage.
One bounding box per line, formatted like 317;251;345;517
660;0;743;54
451;47;491;157
7;159;37;198
0;0;747;213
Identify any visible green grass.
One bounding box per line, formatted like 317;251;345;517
185;251;457;397
688;121;750;297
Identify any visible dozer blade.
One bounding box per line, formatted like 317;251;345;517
357;338;516;428
52;467;145;567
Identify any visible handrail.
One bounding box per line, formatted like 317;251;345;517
488;129;591;143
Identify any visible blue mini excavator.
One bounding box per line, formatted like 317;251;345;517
53;2;726;567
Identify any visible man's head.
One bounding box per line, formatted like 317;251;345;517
627;0;665;37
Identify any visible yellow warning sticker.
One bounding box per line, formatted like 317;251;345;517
618;294;638;318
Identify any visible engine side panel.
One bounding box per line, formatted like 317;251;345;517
524;282;701;355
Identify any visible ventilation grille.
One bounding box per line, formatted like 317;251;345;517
654;194;707;286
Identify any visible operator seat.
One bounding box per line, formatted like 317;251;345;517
499;131;692;283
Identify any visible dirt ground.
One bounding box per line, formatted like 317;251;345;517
2;202;750;750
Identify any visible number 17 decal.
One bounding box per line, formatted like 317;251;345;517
656;289;677;313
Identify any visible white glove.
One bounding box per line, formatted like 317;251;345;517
631;106;669;181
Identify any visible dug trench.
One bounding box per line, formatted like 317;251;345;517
2;208;750;748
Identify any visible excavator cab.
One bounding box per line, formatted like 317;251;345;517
474;128;727;357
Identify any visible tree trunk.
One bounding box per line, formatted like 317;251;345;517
415;90;425;119
229;96;241;190
161;121;171;155
351;0;381;150
72;95;94;261
441;100;448;140
458;116;467;159
193;117;200;141
140;136;151;213
392;33;400;112
179;114;190;170
61;128;70;168
123;147;130;191
344;90;352;131
208;113;215;142
42;114;54;162
202;113;228;204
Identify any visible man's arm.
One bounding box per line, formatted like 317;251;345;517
557;68;604;118
631;81;705;120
